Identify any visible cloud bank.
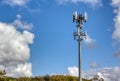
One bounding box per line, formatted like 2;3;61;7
67;66;120;81
111;0;120;59
57;0;102;7
0;15;34;77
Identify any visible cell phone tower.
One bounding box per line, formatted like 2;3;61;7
73;11;87;81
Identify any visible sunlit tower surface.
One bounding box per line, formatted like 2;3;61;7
73;11;87;81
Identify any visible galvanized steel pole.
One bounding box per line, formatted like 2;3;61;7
73;11;87;81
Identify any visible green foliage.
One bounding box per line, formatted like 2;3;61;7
49;75;76;81
0;75;91;81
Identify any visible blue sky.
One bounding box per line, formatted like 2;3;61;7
0;0;120;80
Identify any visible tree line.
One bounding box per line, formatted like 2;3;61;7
0;75;92;81
0;70;92;81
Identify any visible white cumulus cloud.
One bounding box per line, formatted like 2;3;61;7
67;66;120;81
83;67;120;81
57;0;102;7
2;0;30;6
67;66;78;77
0;16;34;77
5;63;32;77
